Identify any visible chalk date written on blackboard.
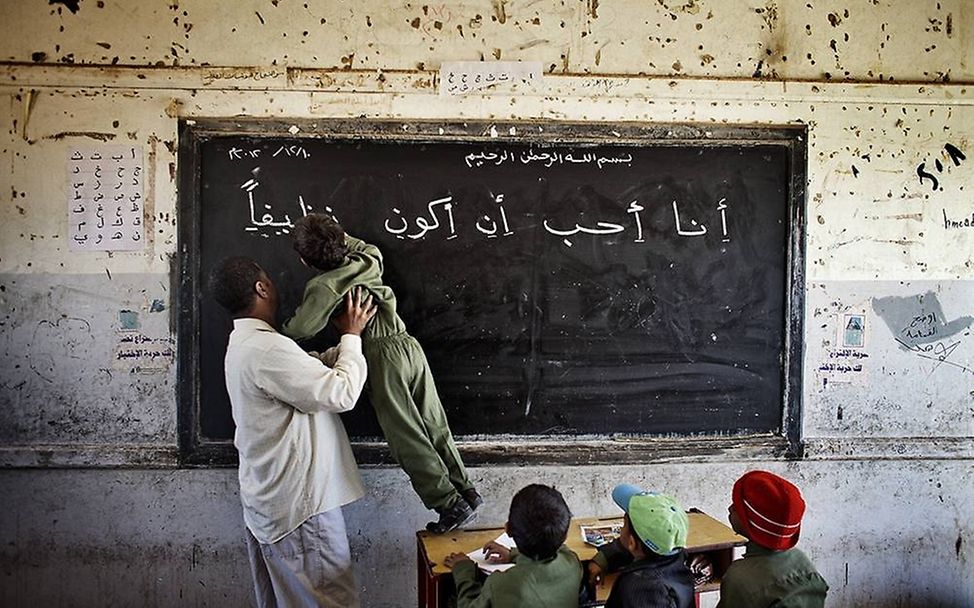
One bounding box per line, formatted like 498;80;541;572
227;145;311;160
238;179;733;247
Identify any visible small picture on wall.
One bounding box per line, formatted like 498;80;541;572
842;313;866;348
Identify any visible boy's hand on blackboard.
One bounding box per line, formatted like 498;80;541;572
332;287;377;336
443;552;472;570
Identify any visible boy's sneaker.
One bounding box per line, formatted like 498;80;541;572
426;498;476;534
462;488;484;510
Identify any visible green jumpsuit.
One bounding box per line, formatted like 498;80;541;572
716;543;829;608
282;236;473;511
451;546;583;608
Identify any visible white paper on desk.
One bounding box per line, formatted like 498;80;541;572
466;532;516;574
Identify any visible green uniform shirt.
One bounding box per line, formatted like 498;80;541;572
452;546;583;608
282;234;473;510
282;236;405;341
717;542;828;608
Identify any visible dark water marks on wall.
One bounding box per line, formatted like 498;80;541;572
49;0;81;14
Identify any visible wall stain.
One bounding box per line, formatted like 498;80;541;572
872;292;974;350
42;131;116;142
49;0;81;14
492;0;507;25
656;0;701;14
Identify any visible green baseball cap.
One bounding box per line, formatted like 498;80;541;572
612;484;689;555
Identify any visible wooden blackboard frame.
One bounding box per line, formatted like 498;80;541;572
177;119;807;467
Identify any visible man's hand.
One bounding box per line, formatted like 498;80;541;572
482;541;512;564
332;287;377;336
443;552;473;570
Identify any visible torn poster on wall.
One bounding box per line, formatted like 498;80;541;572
439;61;542;96
113;309;173;373
818;310;870;385
114;333;174;373
66;146;144;251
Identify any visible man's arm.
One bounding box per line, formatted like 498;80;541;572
257;334;367;414
310;346;339;367
259;288;376;413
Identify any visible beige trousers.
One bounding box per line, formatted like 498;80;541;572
245;508;360;608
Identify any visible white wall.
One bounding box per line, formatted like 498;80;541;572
1;2;972;606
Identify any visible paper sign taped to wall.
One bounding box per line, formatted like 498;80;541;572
113;332;174;373
66;146;145;251
818;311;870;384
439;61;542;96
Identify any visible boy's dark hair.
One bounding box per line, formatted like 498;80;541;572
508;484;572;561
209;256;263;315
293;214;348;271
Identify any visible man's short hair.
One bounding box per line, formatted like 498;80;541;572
293;214;348;271
209;256;263;315
507;484;572;561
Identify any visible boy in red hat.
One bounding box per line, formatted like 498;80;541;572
718;470;828;608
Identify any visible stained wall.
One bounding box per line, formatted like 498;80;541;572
1;2;972;606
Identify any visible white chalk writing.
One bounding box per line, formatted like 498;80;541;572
239;178;734;248
464;148;633;170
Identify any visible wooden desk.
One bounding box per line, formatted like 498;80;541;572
417;509;745;608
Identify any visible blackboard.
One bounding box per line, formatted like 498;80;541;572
178;120;806;465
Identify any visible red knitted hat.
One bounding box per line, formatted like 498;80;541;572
732;470;805;551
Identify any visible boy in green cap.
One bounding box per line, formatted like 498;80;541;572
444;484;583;608
587;484;695;608
282;214;481;534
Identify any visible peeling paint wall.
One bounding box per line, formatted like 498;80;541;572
1;2;972;607
2;1;973;82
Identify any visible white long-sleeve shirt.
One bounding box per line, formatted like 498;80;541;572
224;318;367;544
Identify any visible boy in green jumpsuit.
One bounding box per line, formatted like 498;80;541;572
282;214;481;533
445;484;583;608
717;470;828;608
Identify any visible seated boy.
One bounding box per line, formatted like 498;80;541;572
282;214;481;533
444;484;583;608
717;470;828;608
587;484;695;608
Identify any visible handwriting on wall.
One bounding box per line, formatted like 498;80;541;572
66;146;144;251
942;208;974;230
235;148;734;247
916;142;966;192
438;61;542;96
114;332;174;373
873;292;974;378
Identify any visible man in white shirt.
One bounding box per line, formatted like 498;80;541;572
210;256;377;608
